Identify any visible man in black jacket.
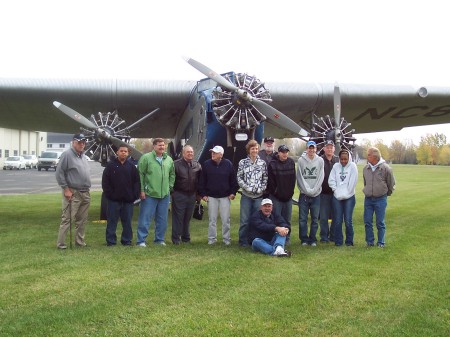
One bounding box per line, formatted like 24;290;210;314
102;146;140;246
267;144;296;243
319;140;339;243
248;198;291;257
171;145;202;244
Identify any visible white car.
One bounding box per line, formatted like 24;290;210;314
3;156;27;170
23;155;38;169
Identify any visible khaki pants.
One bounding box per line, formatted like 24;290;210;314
57;190;90;248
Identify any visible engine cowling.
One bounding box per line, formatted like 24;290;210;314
310;115;357;157
80;111;131;166
211;73;270;133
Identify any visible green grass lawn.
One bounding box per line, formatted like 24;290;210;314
0;164;449;336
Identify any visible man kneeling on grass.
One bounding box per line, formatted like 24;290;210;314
248;198;291;257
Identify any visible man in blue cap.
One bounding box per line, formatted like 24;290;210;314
296;140;324;246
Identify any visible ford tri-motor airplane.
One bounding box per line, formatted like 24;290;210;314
0;57;449;166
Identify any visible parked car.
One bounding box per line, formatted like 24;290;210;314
3;156;27;170
37;151;61;171
23;155;38;169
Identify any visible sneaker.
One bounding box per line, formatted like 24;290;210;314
301;242;308;246
57;245;67;250
273;245;285;256
377;243;385;248
275;249;292;258
310;242;317;247
367;243;374;247
224;241;231;246
137;242;147;247
155;242;166;246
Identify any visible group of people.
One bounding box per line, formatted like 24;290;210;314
55;134;395;256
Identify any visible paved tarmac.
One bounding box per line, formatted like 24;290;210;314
0;161;104;195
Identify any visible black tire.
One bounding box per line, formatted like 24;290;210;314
38;167;41;171
45;168;49;171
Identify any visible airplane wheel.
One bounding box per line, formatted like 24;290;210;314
45;168;49;171
38;167;41;171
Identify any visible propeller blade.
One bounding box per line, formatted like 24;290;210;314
185;57;309;138
251;99;309;137
333;83;342;152
108;135;142;160
184;57;238;92
53;101;97;129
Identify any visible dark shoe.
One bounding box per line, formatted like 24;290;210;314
345;243;354;246
172;241;181;245
377;243;385;248
367;243;375;247
75;243;87;247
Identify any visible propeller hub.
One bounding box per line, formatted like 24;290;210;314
212;73;269;132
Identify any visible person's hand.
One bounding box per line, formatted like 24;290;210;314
275;226;289;237
64;188;73;201
202;196;208;202
229;194;235;200
140;192;146;200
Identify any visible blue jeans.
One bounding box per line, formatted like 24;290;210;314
137;194;170;244
106;199;134;245
252;233;286;255
270;195;293;243
332;195;356;246
298;194;320;244
364;195;387;245
239;194;262;246
319;193;334;242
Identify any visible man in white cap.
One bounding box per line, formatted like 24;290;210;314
198;145;239;245
248;198;291;257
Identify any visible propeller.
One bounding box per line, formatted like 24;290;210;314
333;83;342;153
184;57;309;138
53;101;143;161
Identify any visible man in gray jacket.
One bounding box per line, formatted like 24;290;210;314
297;141;324;246
363;147;395;248
55;133;91;249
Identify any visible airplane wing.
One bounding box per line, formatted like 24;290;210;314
0;78;195;138
265;82;450;138
0;77;449;139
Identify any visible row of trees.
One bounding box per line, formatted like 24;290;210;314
131;133;450;166
355;133;450;165
271;133;450;165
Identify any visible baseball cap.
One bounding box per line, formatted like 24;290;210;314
307;140;317;148
278;144;290;153
209;145;224;154
261;198;273;206
73;133;87;141
263;136;274;143
325;140;334;146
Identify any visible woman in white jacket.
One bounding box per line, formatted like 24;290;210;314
328;149;358;246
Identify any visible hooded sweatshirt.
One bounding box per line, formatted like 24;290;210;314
296;152;324;197
328;152;358;200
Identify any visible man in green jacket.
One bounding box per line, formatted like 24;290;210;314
136;138;175;246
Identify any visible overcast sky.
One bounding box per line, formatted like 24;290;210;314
1;0;449;144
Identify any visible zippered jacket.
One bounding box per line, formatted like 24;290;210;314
237;155;268;198
362;159;395;197
138;150;175;198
